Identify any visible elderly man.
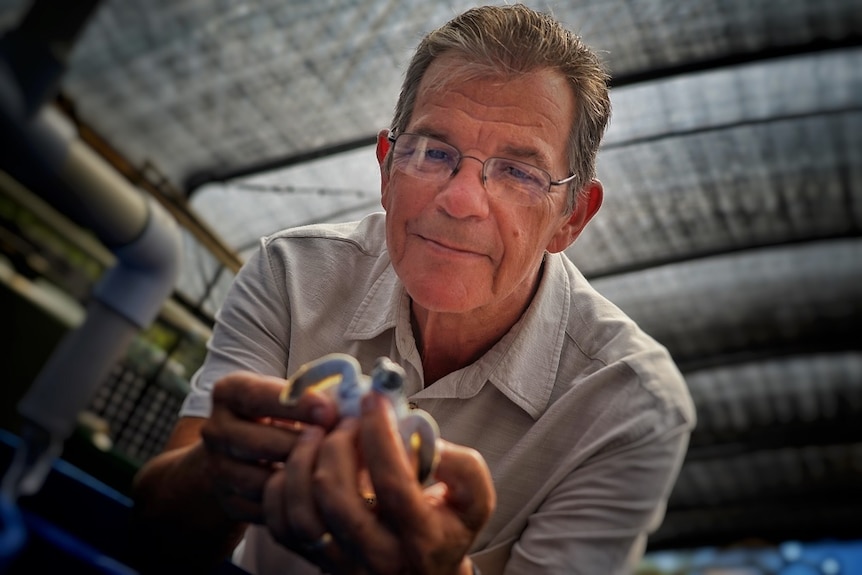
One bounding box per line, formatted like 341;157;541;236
131;4;695;574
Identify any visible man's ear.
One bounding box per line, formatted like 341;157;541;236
377;129;392;208
376;129;391;165
546;180;603;253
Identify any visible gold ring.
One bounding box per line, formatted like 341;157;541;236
303;531;333;553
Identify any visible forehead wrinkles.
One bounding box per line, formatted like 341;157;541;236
412;102;554;170
412;71;568;169
416;53;568;117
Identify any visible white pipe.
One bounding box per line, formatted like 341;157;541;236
0;67;182;498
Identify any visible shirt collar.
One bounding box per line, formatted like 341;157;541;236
344;258;401;339
345;253;571;420
466;254;571;419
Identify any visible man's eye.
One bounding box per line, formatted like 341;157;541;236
501;162;539;183
424;147;452;162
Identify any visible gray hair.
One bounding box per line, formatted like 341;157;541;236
390;4;611;211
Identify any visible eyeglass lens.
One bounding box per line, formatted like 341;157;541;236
391;134;552;205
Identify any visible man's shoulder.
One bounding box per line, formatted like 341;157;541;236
552;254;695;423
263;212;387;257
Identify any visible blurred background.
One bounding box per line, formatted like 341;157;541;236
1;0;860;573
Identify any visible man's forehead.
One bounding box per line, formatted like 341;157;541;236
410;57;573;169
418;53;508;98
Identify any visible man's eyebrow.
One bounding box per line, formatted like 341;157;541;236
499;144;552;170
411;126;448;141
410;127;554;169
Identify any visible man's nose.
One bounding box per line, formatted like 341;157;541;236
435;156;491;219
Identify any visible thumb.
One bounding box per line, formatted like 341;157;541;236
432;441;496;532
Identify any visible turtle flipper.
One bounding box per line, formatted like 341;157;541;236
279;353;362;406
398;410;440;484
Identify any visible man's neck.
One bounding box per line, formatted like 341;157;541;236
411;266;543;385
412;312;508;385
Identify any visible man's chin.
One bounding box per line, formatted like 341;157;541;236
406;284;483;316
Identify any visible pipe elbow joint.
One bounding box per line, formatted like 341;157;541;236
94;198;182;329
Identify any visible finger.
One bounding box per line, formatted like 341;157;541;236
313;419;369;541
262;467;290;539
359;394;495;534
313;418;403;571
265;427;360;573
202;410;302;463
432;441;497;532
212;371;339;428
209;455;275;502
276;426;329;542
203;441;282;524
357;394;427;528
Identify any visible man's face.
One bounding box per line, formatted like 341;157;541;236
379;56;595;317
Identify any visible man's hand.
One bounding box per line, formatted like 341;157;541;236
263;392;496;575
201;370;340;523
130;370;340;571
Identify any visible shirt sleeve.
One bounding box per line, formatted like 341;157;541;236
179;239;292;418
502;411;690;575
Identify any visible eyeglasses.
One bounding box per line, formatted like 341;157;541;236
387;132;576;206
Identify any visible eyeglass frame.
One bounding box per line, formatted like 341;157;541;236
385;132;578;206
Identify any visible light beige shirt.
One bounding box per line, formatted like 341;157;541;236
181;213;695;575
